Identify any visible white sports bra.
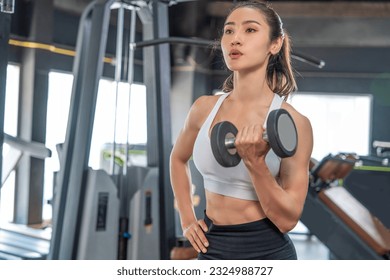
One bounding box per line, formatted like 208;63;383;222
192;92;283;201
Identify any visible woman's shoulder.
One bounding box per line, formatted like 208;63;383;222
187;93;224;130
189;94;223;119
193;93;223;108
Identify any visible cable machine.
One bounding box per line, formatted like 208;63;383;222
48;0;178;260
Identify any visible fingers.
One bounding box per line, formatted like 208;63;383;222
236;124;264;145
183;220;209;254
235;124;266;151
235;124;270;161
198;219;209;232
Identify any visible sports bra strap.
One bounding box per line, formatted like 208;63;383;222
204;93;230;128
210;93;230;118
263;94;283;128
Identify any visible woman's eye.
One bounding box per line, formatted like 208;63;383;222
224;29;233;34
246;28;256;33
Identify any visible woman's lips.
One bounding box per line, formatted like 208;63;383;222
229;49;243;59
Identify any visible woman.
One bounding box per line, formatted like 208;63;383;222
169;0;313;260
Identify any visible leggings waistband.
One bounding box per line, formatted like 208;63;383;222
203;211;277;232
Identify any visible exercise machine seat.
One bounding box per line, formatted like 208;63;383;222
319;186;390;256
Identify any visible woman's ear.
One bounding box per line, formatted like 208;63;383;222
270;36;284;55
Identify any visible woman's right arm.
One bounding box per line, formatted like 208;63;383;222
169;95;214;253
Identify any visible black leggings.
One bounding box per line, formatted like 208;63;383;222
198;211;297;260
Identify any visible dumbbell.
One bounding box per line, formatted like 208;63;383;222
210;109;298;167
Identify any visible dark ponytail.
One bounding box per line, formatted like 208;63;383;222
222;73;234;93
266;32;297;99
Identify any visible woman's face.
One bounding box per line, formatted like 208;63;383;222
221;7;276;72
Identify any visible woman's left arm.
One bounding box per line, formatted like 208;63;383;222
239;111;313;233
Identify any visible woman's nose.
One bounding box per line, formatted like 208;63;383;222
231;32;242;46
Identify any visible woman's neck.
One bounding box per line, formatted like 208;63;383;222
230;70;274;104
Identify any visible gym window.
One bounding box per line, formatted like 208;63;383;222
90;80;147;171
289;92;372;161
0;64;20;223
44;71;147;220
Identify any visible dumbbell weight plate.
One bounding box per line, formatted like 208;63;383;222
266;109;297;158
210;121;241;167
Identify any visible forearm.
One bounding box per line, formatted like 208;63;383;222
245;159;301;232
170;157;198;230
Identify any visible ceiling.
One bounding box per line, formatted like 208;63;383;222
9;1;390;75
16;0;390;49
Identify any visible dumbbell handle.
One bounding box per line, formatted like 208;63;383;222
225;137;235;149
225;131;268;149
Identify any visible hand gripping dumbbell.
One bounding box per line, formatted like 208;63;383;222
210;109;298;167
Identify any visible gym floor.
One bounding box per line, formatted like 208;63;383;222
289;222;329;260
